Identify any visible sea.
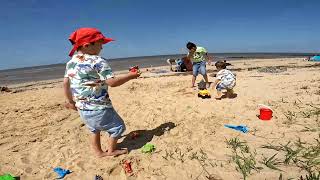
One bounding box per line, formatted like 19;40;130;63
0;53;315;85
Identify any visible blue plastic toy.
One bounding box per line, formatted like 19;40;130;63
224;124;249;133
53;167;71;179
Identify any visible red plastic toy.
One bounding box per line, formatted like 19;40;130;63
258;104;273;121
129;66;139;73
123;160;133;174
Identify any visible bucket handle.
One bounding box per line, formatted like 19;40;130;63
258;104;273;112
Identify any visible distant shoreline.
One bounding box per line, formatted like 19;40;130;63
0;53;314;85
0;52;316;72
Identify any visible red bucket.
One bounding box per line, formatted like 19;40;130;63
258;104;273;121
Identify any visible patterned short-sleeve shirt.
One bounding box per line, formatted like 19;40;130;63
64;53;114;110
216;69;236;89
188;47;208;63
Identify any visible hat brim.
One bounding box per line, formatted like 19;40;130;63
102;37;114;44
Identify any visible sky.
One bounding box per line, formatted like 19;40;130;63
0;0;319;70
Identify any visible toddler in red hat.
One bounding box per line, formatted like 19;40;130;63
63;27;140;157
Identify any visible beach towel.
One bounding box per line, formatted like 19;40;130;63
224;124;249;133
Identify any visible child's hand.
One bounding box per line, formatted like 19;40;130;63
65;100;77;111
128;66;141;79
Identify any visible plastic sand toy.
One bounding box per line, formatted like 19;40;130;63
198;89;211;99
129;66;140;73
141;143;155;153
0;174;15;180
123;160;133;174
258;104;273;121
224;124;249;133
53;167;71;179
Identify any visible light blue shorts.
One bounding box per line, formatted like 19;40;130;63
78;108;126;138
193;61;207;76
216;82;226;91
216;82;233;91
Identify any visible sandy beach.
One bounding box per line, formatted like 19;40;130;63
1;58;320;179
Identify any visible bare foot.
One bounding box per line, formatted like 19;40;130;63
107;149;128;157
96;149;128;158
96;151;109;158
216;91;223;100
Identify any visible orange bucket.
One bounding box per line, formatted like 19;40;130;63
258;104;273;120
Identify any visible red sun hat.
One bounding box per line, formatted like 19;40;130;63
68;27;114;57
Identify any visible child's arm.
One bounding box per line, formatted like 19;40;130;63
63;77;77;111
205;53;212;64
187;51;194;60
212;78;220;88
105;72;140;87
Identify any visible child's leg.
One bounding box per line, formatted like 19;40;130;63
104;108;128;156
106;137;128;156
90;133;127;157
203;74;209;83
203;74;209;88
215;83;224;100
90;131;109;157
80;109;128;158
215;90;223;100
199;61;209;87
226;89;234;98
191;63;200;87
191;75;197;87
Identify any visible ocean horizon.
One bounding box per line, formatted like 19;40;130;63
0;52;317;85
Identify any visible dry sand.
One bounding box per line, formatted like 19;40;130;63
1;58;320;179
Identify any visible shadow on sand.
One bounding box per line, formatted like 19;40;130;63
220;93;238;99
119;122;176;152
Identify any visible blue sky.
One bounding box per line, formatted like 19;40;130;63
0;0;319;70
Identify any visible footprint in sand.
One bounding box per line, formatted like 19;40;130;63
20;156;34;174
109;165;122;176
25;167;33;174
20;156;30;164
76;161;85;171
108;164;127;179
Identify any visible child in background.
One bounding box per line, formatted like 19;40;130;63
212;60;236;100
166;56;192;72
63;27;140;157
186;42;211;88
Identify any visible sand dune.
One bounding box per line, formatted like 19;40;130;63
1;58;320;179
